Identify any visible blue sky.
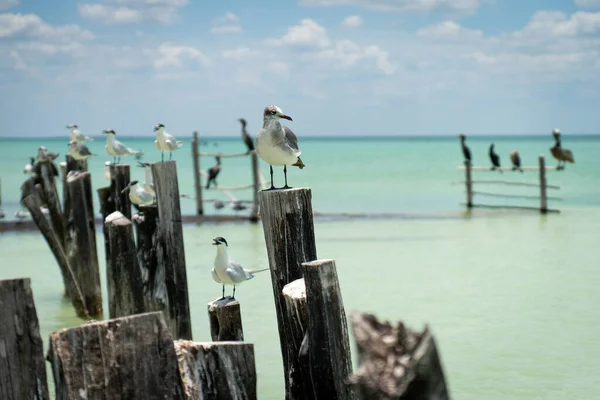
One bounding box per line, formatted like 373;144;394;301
1;0;599;137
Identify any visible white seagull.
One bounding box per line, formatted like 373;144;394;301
23;157;35;174
68;140;94;161
121;180;155;212
137;161;155;195
37;146;59;162
103;129;143;163
154;123;183;162
256;105;305;190
211;236;269;299
67;124;93;143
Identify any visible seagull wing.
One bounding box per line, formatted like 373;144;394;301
226;260;252;283
211;268;222;284
283;126;300;152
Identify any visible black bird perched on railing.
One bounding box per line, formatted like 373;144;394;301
550;128;575;170
509;150;523;172
238;118;254;153
489;143;502;172
458;134;471;163
206;156;222;189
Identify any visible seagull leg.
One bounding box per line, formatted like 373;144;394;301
170;151;172;161
282;165;292;189
161;152;164;162
232;285;236;299
263;165;277;191
222;285;225;299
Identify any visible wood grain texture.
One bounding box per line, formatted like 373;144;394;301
109;164;132;220
464;161;473;208
39;161;67;249
249;151;260;222
63;155;88;219
207;297;244;341
47;312;185;400
97;186;116;272
175;340;256;400
192;132;203;215
0;278;49;400
151;161;192;340
539;155;548;213
132;205;161;312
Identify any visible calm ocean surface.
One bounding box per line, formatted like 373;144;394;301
1;135;599;399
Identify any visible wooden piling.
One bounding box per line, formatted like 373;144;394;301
62;155;88;219
174;340;257;400
109;164;132;220
0;278;49;400
258;188;317;399
151;160;192;340
39;161;67;248
539;155;548;214
348;312;450;400
105;211;145;319
132;205;160;311
97;186;116;272
465;160;473;208
249;150;260;222
207;297;244;341
47;312;185;400
66;171;102;317
301;259;355;400
192;131;203;215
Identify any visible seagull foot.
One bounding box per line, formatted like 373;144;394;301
281;185;293;190
262;186;278;192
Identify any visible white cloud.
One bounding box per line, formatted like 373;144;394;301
9;50;26;70
315;40;396;74
153;43;211;69
278;19;330;48
79;0;188;25
417;21;483;40
341;15;363;27
221;47;259;60
300;0;482;14
0;0;18;10
0;13;94;40
210;12;242;34
574;0;600;8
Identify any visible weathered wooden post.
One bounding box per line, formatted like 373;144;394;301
0;278;50;400
249;150;260;222
539;155;548;214
109;164;132;220
348;312;450;400
152;160;192;340
258;188;317;399
38;160;67;248
192;131;203;215
47;312;185;399
207;297;244;341
105;211;145;318
174;340;257;400
62;155;88;219
464;160;473;208
301;259;355;400
66;171;103;317
97;186;116;271
132;205;161;311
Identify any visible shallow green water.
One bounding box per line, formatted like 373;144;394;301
0;135;599;398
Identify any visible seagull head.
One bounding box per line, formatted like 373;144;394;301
263;105;292;122
154;123;165;132
66;124;78;129
212;236;228;247
121;180;138;194
137;161;151;168
103;129;116;136
552;128;560;138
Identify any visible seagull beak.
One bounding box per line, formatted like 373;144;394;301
280;114;292;121
212;239;219;245
121;183;132;194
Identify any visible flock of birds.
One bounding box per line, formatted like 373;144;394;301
458;128;575;171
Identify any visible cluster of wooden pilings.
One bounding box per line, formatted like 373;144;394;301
7;157;451;399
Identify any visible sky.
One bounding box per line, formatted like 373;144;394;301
1;0;599;137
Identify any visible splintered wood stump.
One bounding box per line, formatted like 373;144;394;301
132;205;161;312
97;186;116;270
109;164;132;220
174;340;257;400
302;259;355;400
66;172;102;317
38;160;67;249
348;312;450;400
258;188;317;400
151;161;192;340
47;312;185;400
207;297;244;341
0;278;49;400
105;211;145;319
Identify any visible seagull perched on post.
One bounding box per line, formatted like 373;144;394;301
154;123;183;162
68;140;94;161
211;236;269;299
238;118;254;153
67;124;93;143
23;157;35;174
103;129;143;164
256;105;305;190
121;180;155;212
137;161;155;195
37;146;59;162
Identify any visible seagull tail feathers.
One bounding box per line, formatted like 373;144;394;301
292;157;305;169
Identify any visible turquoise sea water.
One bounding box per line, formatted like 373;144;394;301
1;135;599;399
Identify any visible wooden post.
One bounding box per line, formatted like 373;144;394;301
109;164;132;220
66;154;87;173
151;161;192;340
539;155;548;214
207;297;244;341
47;312;185;399
97;186;115;273
192;131;203;215
39;161;67;248
63;155;88;219
258;188;317;399
0;278;50;400
301;259;355;400
66;172;103;317
132;205;160;312
465;160;473;208
249;150;260;222
174;340;257;400
105;211;145;319
348;312;450;400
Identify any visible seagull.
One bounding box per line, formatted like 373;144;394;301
67;124;93;143
238;118;254;153
211;236;269;299
205;156;222;189
458;134;471;163
23;157;35;174
489;143;502;173
68;140;94;161
37;146;59;162
121;180;155;212
256;105;305;190
550;128;575;170
509;150;523;172
103;129;143;164
154;123;183;161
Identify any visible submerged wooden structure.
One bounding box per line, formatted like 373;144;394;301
458;155;560;214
